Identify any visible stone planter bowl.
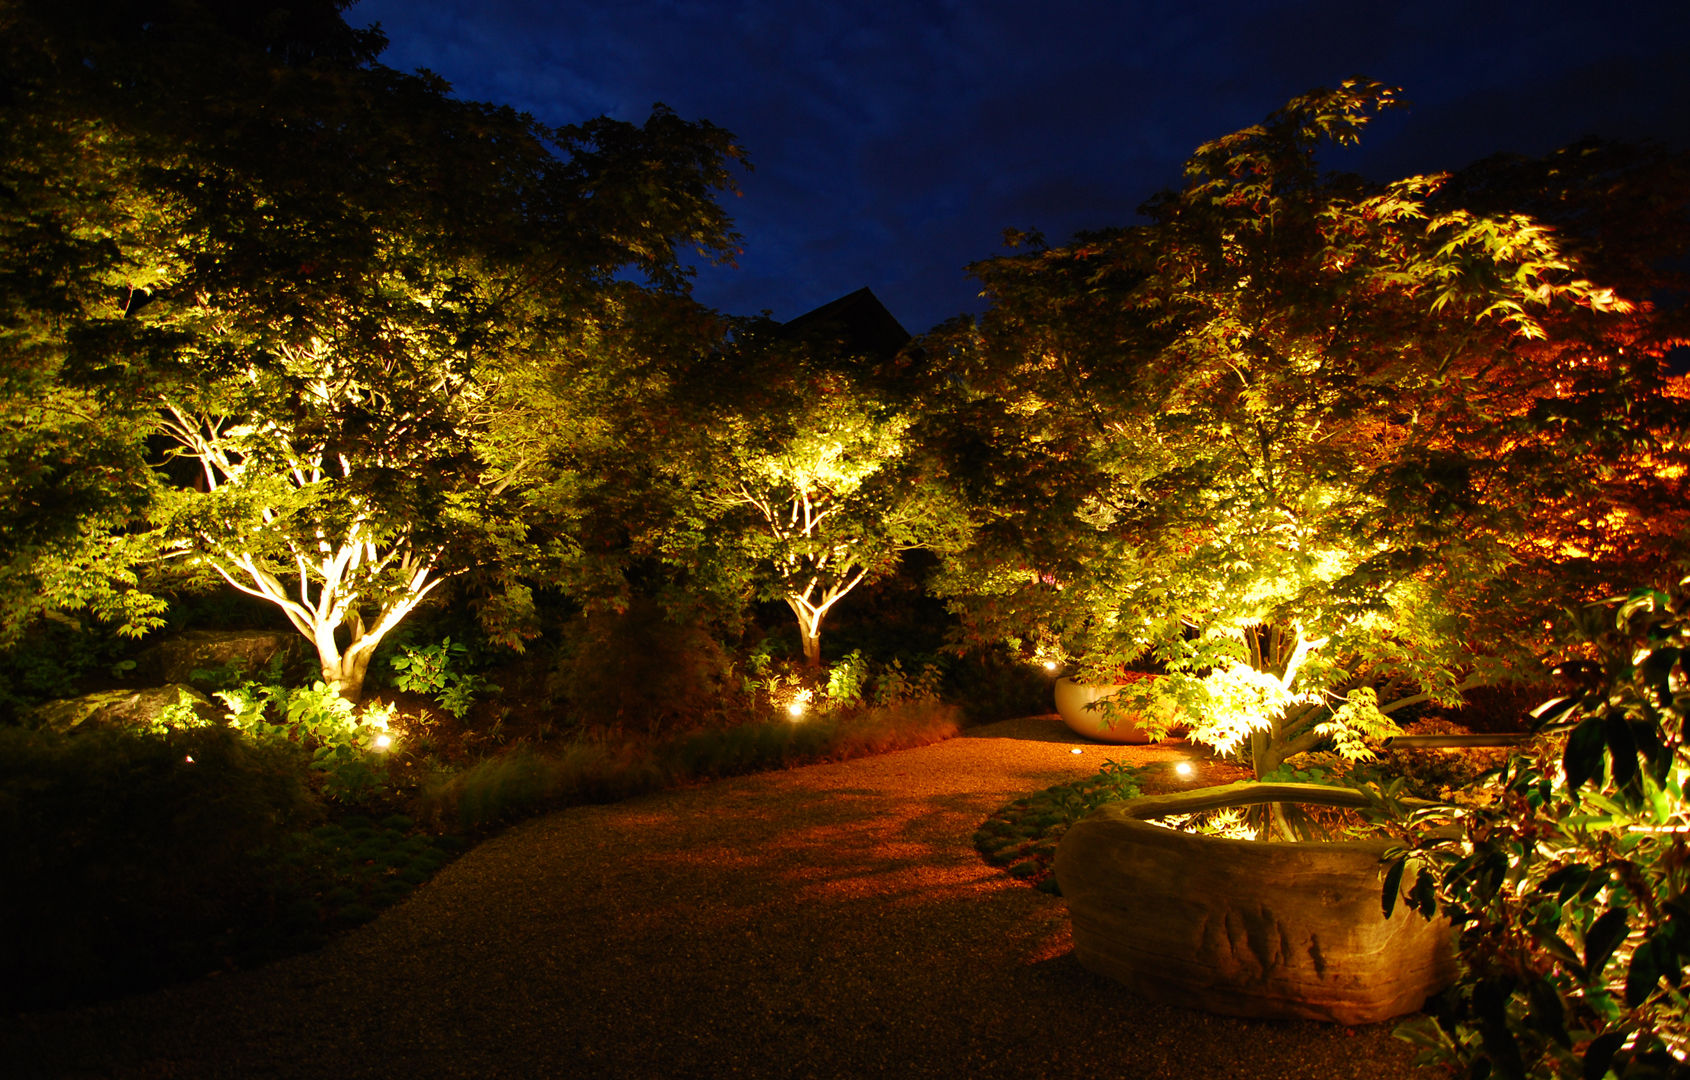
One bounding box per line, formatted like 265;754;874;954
1054;782;1455;1025
1054;677;1173;744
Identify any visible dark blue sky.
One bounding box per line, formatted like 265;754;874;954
349;0;1689;335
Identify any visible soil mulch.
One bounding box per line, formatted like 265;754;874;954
5;715;1422;1080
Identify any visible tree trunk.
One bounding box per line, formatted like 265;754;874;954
316;639;374;703
787;598;824;669
1250;727;1282;777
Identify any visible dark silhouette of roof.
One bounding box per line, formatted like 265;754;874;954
781;287;910;361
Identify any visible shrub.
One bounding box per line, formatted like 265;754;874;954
660;699;961;779
423;698;962;830
216;680;397;802
0;724;314;1011
0;617;139;718
943;647;1054;725
549;601;739;734
421;741;666;830
1386;586;1690;1079
974;760;1151;894
389;636;499;718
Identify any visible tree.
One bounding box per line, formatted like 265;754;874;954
657;320;974;668
934;80;1688;775
0;0;746;699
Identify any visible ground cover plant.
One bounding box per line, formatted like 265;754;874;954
974;760;1153;894
975;708;1521;896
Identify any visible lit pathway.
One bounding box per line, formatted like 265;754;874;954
7;716;1419;1079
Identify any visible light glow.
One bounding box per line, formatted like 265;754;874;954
1175;762;1194;778
373;733;393;750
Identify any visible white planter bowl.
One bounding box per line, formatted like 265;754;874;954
1054;677;1163;743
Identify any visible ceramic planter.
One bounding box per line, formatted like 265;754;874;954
1053;676;1172;743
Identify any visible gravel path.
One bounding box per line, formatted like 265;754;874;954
7;716;1423;1079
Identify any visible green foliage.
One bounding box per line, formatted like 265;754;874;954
424;742;665;830
1;0;747;699
147;687;217;735
0;723;313;1011
826;648;871;704
974;761;1151;894
650;321;975;667
389;637;498;718
869;656;945;707
659;699;961;781
0;615;145;715
1385;586;1690;1079
931;79;1689;777
215;680;396;802
548;601;739;735
426;700;960;830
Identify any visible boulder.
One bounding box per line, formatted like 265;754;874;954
130;630;302;685
1054;782;1455;1025
32;684;220;733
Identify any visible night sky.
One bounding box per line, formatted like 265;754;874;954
349;0;1690;335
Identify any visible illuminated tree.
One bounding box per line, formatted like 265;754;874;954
0;0;745;698
936;80;1688;776
659;323;974;668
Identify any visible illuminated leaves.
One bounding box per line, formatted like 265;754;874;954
1389;587;1690;1078
1;1;747;690
937;78;1688;781
672;339;973;666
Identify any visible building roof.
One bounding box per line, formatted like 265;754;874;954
781;287;910;361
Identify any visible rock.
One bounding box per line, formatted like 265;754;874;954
130;630;302;685
1053;783;1456;1025
32;684;220;733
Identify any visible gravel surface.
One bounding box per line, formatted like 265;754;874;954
6;716;1424;1079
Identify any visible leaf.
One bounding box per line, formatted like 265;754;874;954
1409;862;1439;917
1382;855;1407;918
1537;864;1591;904
1539;933;1586;980
1479;1020;1527;1080
1624;935;1675;1006
1584;907;1630;978
1604;715;1639;788
1582;1031;1625;1080
1563;717;1608;792
1525;980;1570;1047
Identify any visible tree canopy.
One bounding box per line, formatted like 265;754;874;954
0;0;747;697
932;79;1689;774
638;315;974;668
